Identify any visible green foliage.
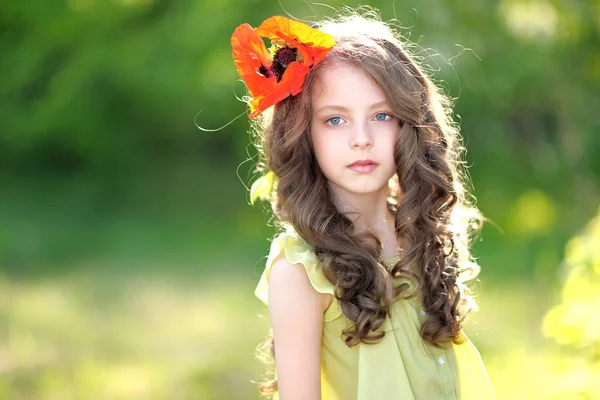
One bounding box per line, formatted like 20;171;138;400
0;0;598;281
541;206;600;399
0;272;272;399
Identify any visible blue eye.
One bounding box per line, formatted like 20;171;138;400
326;116;345;126
374;113;392;121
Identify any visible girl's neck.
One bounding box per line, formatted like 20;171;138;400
329;183;403;258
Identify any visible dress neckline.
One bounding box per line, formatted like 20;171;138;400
382;256;402;265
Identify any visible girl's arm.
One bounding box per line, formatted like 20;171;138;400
268;254;329;400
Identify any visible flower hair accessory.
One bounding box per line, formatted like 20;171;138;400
231;16;336;119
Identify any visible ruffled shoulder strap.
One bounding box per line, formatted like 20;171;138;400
254;227;341;321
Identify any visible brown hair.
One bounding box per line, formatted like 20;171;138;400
251;11;484;396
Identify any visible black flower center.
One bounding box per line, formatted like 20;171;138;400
270;46;298;82
274;47;298;67
258;65;271;78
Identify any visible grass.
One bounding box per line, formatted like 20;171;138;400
0;268;593;399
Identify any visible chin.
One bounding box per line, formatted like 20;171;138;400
339;181;389;195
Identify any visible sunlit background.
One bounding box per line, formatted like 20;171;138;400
1;0;599;399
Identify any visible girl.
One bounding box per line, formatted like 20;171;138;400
231;10;496;400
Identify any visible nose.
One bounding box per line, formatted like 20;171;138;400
350;122;373;150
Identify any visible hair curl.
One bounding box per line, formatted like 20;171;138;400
251;11;484;396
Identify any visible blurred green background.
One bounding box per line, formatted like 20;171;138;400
1;0;599;399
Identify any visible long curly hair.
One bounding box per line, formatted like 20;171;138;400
252;11;484;396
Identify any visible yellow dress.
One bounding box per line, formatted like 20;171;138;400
255;227;496;400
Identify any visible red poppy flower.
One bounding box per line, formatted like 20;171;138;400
231;16;336;119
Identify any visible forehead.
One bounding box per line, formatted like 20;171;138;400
311;60;388;110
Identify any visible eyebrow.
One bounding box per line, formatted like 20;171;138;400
315;101;390;113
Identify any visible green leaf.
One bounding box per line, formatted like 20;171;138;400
249;171;277;205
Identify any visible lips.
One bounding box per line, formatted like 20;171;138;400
347;159;378;167
347;159;379;173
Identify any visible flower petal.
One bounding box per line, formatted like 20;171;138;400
255;16;335;66
279;61;310;96
248;62;310;119
231;23;277;97
232;16;335;119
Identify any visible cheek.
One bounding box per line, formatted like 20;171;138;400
311;133;345;175
311;128;336;157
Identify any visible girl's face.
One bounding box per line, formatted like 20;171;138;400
310;60;399;199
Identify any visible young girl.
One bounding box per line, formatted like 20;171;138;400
231;11;496;400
